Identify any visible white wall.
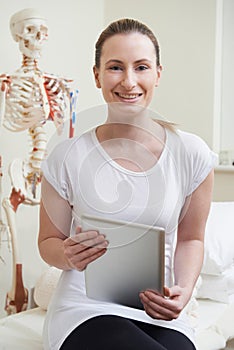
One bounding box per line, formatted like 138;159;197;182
220;0;234;152
0;0;105;318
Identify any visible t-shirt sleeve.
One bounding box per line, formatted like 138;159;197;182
183;133;218;196
41;139;72;201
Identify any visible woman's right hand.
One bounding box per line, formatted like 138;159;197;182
63;227;109;271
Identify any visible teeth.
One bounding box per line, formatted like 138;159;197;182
118;93;139;99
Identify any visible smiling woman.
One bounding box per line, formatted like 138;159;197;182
38;18;217;350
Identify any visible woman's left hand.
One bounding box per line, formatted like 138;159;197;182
139;286;191;321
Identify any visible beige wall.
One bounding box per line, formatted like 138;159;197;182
213;170;234;201
103;0;234;201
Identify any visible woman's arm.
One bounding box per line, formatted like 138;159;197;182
173;169;214;297
139;170;214;320
38;178;108;271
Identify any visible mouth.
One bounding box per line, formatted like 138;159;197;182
24;40;44;50
115;92;142;101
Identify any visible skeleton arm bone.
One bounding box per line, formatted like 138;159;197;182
0;91;5;129
43;73;73;133
2;197;28;314
0;75;9;128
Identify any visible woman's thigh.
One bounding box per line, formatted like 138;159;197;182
132;319;196;350
60;315;195;350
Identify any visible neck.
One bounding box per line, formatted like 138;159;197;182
98;118;165;148
105;103;153;135
20;55;41;74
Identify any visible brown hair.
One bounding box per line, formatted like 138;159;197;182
95;18;161;69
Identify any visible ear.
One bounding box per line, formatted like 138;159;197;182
155;65;162;87
93;66;101;89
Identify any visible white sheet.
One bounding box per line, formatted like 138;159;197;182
195;300;234;350
0;308;45;350
0;301;233;350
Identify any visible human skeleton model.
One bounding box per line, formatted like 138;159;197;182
0;8;75;314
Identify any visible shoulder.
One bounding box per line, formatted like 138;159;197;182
172;129;218;195
41;130;94;197
42;129;95;177
174;129;217;162
46;129;94;163
176;129;209;150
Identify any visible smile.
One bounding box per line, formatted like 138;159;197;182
116;93;142;99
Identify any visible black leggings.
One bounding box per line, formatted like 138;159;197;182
60;315;196;350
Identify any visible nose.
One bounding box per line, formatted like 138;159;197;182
36;32;42;40
120;69;136;90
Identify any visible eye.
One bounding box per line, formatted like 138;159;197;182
136;65;149;71
25;26;37;35
109;66;123;71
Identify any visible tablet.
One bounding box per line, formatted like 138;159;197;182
81;214;165;310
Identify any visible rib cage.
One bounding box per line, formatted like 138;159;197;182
2;70;72;199
3;72;71;133
4;73;49;131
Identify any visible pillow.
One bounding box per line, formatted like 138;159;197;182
197;266;234;303
34;266;62;310
202;202;234;275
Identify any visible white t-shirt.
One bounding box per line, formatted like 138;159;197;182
41;127;217;350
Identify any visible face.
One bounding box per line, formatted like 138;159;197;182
93;32;161;109
16;18;48;59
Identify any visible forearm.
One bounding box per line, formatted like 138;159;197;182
38;178;74;270
39;236;71;270
0;89;6;127
173;171;213;294
174;239;204;295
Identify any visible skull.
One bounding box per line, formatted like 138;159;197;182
10;8;48;59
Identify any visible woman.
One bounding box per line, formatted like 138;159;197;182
38;18;217;350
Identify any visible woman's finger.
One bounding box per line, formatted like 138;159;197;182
139;290;183;320
73;247;108;271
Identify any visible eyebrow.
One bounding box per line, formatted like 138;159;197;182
105;59;153;65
